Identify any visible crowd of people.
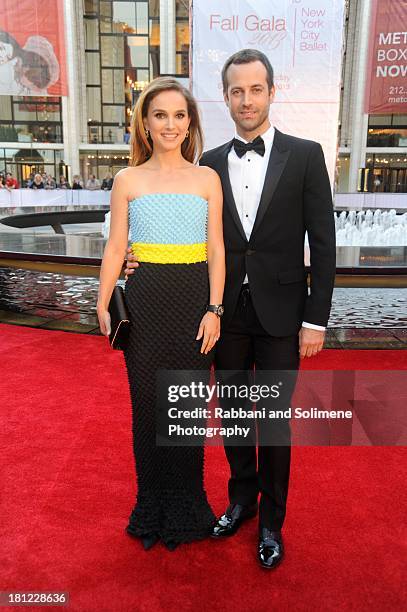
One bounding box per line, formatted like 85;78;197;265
0;171;114;190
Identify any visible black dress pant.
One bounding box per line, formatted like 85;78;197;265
215;284;300;532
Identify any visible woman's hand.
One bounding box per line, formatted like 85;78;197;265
97;306;111;337
196;311;220;354
124;246;139;280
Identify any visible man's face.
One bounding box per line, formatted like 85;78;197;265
224;61;275;137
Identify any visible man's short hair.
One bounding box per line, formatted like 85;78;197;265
222;49;274;92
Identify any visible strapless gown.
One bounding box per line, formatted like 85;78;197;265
123;193;216;545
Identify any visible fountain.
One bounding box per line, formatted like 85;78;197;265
334;209;407;246
103;209;407;246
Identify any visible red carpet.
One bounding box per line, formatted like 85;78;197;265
1;323;406;611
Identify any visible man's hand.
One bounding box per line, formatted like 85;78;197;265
299;327;325;359
124;246;139;280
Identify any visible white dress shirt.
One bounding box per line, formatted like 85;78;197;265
227;124;325;332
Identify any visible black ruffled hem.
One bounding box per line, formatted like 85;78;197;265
126;489;216;545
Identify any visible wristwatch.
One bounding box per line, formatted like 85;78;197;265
207;304;224;317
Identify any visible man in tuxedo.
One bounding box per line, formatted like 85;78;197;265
200;48;335;569
124;48;336;569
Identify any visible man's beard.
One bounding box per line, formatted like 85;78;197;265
232;108;270;134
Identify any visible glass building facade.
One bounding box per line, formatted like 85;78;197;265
78;0;189;182
84;0;153;146
0;95;64;184
337;112;407;194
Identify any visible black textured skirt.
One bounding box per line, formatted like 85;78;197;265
123;261;216;545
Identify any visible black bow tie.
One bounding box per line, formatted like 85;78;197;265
233;135;265;158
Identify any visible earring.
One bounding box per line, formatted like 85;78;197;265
185;129;189;139
145;129;150;138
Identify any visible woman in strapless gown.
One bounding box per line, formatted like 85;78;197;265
97;77;225;551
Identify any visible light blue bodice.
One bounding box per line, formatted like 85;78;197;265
128;193;208;245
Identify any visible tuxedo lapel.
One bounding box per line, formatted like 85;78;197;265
216;140;248;242
251;128;291;237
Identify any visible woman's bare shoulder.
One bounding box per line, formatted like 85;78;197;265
193;164;221;190
114;166;146;182
113;165;150;196
194;164;219;179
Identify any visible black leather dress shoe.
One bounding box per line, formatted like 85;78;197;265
258;528;284;569
211;503;258;538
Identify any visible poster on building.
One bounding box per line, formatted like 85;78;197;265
0;0;68;96
365;0;407;115
191;0;346;186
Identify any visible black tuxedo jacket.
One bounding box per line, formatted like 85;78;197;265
200;128;336;337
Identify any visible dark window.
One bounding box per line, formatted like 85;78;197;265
84;1;152;144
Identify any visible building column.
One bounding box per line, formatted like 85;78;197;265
348;0;372;192
62;0;86;178
160;0;176;74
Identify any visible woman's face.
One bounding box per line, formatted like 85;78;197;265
0;41;13;64
143;89;190;153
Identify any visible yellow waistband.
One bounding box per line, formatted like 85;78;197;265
131;242;207;264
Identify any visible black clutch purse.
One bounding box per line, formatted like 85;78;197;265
108;285;130;350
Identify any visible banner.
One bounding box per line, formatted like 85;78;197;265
0;0;68;96
191;0;346;186
365;0;407;115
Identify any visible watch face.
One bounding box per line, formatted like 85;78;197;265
218;306;224;316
